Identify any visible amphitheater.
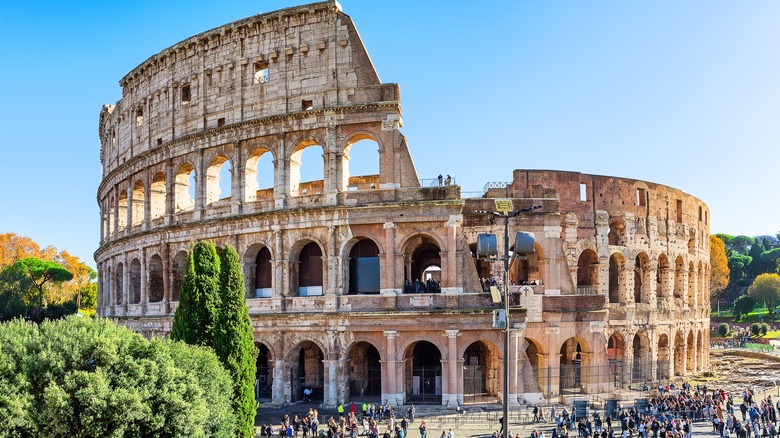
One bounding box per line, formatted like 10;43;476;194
96;0;711;407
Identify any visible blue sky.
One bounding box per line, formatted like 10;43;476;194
1;1;779;268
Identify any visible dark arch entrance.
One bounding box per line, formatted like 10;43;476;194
290;341;324;402
406;341;442;404
255;247;272;298
405;237;441;284
463;341;499;404
349;239;380;294
255;343;272;401
298;242;323;297
347;342;382;401
560;338;585;395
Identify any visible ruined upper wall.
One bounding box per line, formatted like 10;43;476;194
509;169;710;232
98;0;398;175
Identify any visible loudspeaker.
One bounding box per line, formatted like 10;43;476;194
514;232;536;255
476;233;497;258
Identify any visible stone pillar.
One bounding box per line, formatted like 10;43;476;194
444;215;462;294
383;330;402;405
381;222;398;295
232;140;243;215
508;330;521;407
112;185;120;240
273;359;286;404
122;254;129;313
275;133;288;209
140;248;148;313
326;225;338;296
443;330;460;406
162;244;171;313
596;259;609;297
323;359;339;407
165;159;175;225
272;225;283;298
194;149;204;220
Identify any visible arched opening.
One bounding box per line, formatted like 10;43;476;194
688;231;696;255
171;251;187;302
206;155;232;205
509;242;545;286
634;253;650;304
525;338;545;394
343;137;380;191
129;258;141;304
347;341;382;401
296;242;323;297
254;247;273;298
403;235;442;293
290;142;324;197
560;338;586;395
148;254;164;303
607;333;625;386
255;343;272;401
673;332;684;376
406;341;442;404
632;333;650;384
463;341;500;404
608;218;625;246
688;261;696;306
150;172;166;220
131;180;145;226
245;147;274;202
656;254;669;301
673;256;685;302
174;163;195;212
657;334;670;381
117;190;128;231
608;253;626;304
576;249;598;295
686;331;695;374
114;262;124;305
349;239;380;294
289;341;324;403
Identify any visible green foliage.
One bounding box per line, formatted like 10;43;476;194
214;245;258;438
734;295;756;319
748;273;780;315
0;258;75;322
750;322;762;336
0;316;235;437
728;253;753;285
760;322;769;336
717;323;730;337
171;242;221;346
79;282;98;310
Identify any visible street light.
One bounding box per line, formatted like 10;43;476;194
475;201;542;438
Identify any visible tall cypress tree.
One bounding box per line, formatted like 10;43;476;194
214;244;258;438
171;241;221;346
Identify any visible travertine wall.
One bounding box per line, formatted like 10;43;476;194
96;1;710;408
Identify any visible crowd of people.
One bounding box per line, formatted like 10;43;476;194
403;278;442;294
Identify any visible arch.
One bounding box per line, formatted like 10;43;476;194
673;256;685;301
294;241;324;297
348;238;380;295
608;253;626;304
576;249;599;294
401;234;443;293
608;217;625;246
405;340;443;404
631;332;651;383
255;342;273;400
254;246;273;298
560;337;588;395
686;330;695;374
606;332;625;363
117;189;128;231
509;242;545;286
346;341;382;401
150;172;166;220
206;155;232;205
148;254;164;303
657;334;670;380
634;252;651;304
174;162;195;212
129;258;141;304
131;180;145;226
290;141;324;197
673;331;684;376
463;340;501;404
114;262;124;305
287;341;325;403
342;135;380;192
245;147;274;202
656;254;669;300
171;251;187;302
525;338;545;393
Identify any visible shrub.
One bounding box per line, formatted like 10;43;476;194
0;316;235;437
717;323;730;337
760;322;769;336
750;322;762;336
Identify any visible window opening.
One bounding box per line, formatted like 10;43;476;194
135;108;143;127
253;61;269;84
302;100;313;111
676;200;683;223
181;84;191;103
217;117;225;127
579;183;587;202
637;188;647;206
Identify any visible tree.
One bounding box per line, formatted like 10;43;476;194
733;295;756;319
171;242;221;346
7;258;73;323
751;322;761;336
0;232;42;268
0;316;235;436
728;253;753;286
710;235;730;300
214;244;258;438
748;273;780;316
717;323;730;337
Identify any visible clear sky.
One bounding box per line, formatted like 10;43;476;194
1;1;779;268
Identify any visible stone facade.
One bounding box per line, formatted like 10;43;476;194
96;1;710;407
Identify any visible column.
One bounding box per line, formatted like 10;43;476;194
272;359;286;404
165;159;175;225
140;248;148;313
323;359;339;407
508;330;521;407
194;149;204;220
274;133;288;209
443;330;460;407
383;330;402;405
382;222;397;295
232;140;243;215
326;225;338;296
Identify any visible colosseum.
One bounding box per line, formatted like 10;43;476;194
96;1;711;407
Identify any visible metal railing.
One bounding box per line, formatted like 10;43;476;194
483;181;511;192
576;285;596;295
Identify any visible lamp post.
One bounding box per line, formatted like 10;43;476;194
475;202;542;438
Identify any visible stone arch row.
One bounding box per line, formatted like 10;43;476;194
100;128;386;242
99;232;449;310
576;248;710;308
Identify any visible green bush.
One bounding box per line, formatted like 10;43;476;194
760;322;769;336
750;322;762;336
0;316;235;437
717;323;730;337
